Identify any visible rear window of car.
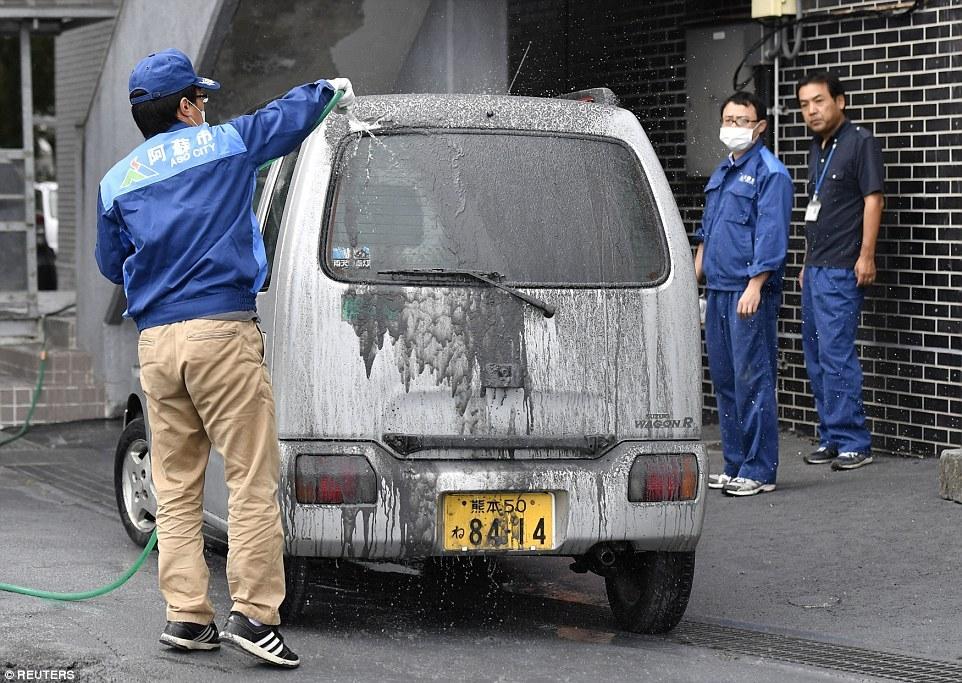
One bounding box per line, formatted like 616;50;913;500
322;130;668;286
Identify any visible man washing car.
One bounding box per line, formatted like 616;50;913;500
95;48;354;668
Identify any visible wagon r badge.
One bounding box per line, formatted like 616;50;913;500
635;413;695;429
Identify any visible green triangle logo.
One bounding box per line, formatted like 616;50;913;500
120;156;160;188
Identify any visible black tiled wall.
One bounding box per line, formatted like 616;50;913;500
508;0;961;457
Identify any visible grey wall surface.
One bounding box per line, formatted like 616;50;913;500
205;0;503;121
396;0;507;94
77;0;224;410
685;22;765;177
55;18;115;291
205;0;432;120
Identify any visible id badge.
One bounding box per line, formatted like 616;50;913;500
804;198;822;222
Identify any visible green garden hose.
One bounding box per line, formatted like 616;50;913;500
0;304;158;600
0;301;74;447
0;348;47;448
0;88;345;602
0;531;158;600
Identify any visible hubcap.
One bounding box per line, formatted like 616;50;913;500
121;437;156;532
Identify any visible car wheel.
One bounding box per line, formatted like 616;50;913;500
113;418;157;547
604;551;695;634
280;556;310;623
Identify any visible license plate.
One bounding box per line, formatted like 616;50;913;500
442;492;555;551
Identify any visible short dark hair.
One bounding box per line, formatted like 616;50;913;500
130;85;198;139
796;72;845;101
719;91;767;122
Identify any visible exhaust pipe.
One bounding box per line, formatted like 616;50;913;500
594;544;617;568
569;543;625;576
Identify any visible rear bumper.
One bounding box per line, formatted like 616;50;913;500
279;439;707;559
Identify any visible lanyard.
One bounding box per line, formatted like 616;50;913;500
812;139;838;200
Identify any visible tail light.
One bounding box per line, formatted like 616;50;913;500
628;454;699;502
295;455;377;504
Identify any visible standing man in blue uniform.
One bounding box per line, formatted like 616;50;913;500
796;72;883;471
96;48;355;668
695;92;793;497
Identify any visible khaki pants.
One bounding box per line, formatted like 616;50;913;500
138;319;285;625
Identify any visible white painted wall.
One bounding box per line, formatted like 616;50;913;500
56;19;116;291
330;0;433;94
395;0;507;94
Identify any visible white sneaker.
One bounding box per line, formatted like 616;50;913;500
722;477;776;497
707;473;732;489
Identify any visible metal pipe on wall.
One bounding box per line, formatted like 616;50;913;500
774;52;780;157
21;21;38;317
772;1;804;158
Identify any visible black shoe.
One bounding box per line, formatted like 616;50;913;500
159;621;220;651
804;445;838;465
220;611;299;668
831;451;874;470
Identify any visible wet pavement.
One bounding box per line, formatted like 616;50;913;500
0;419;959;682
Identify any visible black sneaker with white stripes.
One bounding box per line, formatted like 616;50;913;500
220;611;299;668
159;620;220;651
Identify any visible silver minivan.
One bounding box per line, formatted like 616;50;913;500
114;89;706;634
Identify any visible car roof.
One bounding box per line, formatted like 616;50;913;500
326;93;633;139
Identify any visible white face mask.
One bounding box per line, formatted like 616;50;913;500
719;123;759;153
186;98;206;125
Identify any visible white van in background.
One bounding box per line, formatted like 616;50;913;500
35;181;58;253
35;181;58;290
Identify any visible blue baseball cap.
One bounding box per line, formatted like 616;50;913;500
128;48;220;105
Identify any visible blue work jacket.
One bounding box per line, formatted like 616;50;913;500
695;140;793;292
96;80;336;331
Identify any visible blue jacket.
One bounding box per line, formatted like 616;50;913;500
96;80;336;331
694;141;793;292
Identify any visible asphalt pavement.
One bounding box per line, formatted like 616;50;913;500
0;419;959;682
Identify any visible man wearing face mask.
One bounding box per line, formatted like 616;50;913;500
95;48;355;668
694;91;793;497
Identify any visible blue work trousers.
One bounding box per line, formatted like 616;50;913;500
705;288;780;484
801;266;871;454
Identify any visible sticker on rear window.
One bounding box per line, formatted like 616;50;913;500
352;246;371;269
332;246;351;268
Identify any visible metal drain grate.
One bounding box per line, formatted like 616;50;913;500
7;463;114;510
672;621;962;683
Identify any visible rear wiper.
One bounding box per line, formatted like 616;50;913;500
378;268;556;318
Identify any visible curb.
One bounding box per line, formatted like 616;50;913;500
938;448;962;504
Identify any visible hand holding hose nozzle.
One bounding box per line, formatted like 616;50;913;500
258;80;353;173
328;78;355;112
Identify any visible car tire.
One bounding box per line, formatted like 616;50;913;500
604;551;695;634
113;418;157;547
280;556;310;623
